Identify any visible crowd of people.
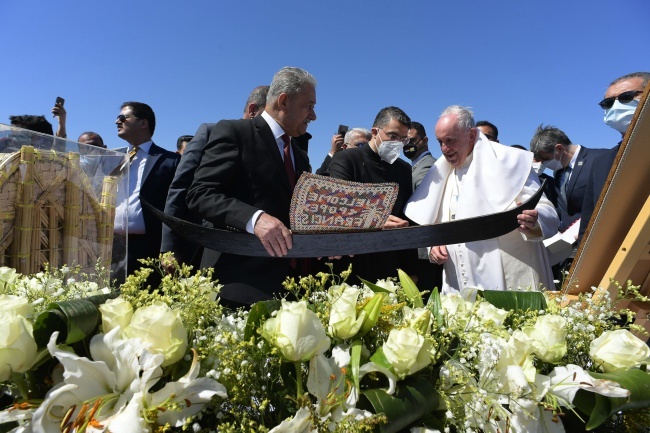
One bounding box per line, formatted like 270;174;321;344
6;68;649;307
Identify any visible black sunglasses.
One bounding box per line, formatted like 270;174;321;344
598;90;643;109
116;114;140;122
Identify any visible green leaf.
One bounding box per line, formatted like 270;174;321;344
33;298;104;347
481;290;547;312
426;288;444;328
398;269;424;308
572;368;650;430
358;278;392;294
351;339;362;391
369;347;392;371
244;300;281;340
360;376;445;433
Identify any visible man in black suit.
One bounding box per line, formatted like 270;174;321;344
579;72;650;242
530;124;608;233
328;106;418;284
187;67;316;304
161;86;269;269
112;101;180;283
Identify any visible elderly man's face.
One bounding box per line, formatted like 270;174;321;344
279;84;317;137
435;114;477;167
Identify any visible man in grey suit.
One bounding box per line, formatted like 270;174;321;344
161;86;269;268
404;121;441;294
404;121;436;191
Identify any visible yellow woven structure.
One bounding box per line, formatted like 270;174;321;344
0;145;116;274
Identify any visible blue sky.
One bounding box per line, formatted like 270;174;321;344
2;0;648;164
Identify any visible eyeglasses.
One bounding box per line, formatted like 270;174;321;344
598;90;643;109
379;128;410;145
116;114;140;122
409;138;423;147
345;141;367;148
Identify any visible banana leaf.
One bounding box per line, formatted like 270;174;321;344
244;299;281;340
572;368;650;430
360;376;445;433
481;290;547;312
32;292;119;347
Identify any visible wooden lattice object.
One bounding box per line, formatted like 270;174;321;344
0;145;117;274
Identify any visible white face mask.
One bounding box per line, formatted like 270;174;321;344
604;99;639;133
376;135;404;164
541;151;563;172
532;161;545;175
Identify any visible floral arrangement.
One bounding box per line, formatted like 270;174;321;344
1;257;650;433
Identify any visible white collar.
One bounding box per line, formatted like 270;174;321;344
261;111;288;140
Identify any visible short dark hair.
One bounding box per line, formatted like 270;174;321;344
244;85;270;113
78;131;105;148
409;121;427;138
177;135;193;150
121;101;156;135
529;124;572;158
9;115;53;135
373;106;411;129
476;120;499;140
510;144;527;151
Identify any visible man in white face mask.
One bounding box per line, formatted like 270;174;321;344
329;106;418;283
578;72;650;242
530;125;608;233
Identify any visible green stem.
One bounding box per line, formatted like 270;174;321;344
12;373;30;400
294;362;304;400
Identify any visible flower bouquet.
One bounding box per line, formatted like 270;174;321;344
1;258;650;433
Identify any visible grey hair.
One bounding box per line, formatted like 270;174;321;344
440;105;475;130
529;124;572;159
345;128;371;143
266;67;317;104
610;71;650;88
243;85;270;113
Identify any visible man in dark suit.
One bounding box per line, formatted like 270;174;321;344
328;106;418;284
161;85;270;269
187;67;316;304
530;125;608;233
579;72;650;242
112;101;180;284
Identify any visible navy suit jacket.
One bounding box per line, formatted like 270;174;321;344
161;123;216;266
187;115;311;298
554;146;608;232
578;145;619;241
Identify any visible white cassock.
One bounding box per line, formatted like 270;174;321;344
404;134;559;294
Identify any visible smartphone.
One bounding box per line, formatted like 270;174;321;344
55;96;65;107
337;124;348;138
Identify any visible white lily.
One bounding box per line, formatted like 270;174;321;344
268;406;317;433
548;364;630;407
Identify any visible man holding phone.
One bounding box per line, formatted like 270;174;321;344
51;97;67;139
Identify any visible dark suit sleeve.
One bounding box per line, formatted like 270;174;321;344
328;152;354;181
186;120;259;231
161;123;213;255
315;154;332;175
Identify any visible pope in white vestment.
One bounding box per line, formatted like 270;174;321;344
404;106;559;294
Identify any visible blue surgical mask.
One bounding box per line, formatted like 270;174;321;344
604;99;639;133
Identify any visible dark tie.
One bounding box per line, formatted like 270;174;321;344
559;166;572;202
281;134;296;189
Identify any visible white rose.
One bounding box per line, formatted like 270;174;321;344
98;297;134;335
329;285;365;340
123;302;188;366
590;329;650;372
261;300;330;362
475;301;509;327
382;328;432;379
0;267;19;293
521;315;567;363
0;294;33;318
0;311;38;381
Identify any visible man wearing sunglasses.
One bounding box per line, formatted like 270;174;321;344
112;101;180;284
579;71;650;242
